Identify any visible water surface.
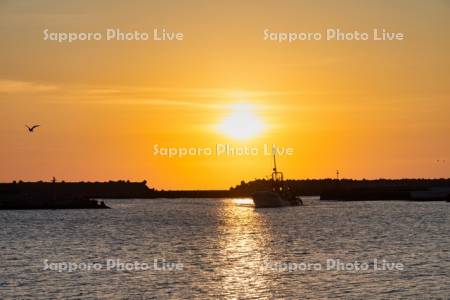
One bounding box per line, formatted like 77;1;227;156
1;199;449;299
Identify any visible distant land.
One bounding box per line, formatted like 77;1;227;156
231;178;450;201
1;178;450;209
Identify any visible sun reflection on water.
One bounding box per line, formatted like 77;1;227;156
212;199;276;297
232;198;254;206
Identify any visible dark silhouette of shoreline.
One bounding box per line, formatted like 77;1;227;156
0;181;115;210
230;178;450;201
1;178;449;209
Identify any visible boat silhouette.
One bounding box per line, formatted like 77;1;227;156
252;153;302;208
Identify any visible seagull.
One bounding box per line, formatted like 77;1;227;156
26;125;40;132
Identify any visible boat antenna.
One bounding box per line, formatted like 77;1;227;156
273;147;277;172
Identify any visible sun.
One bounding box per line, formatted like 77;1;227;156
217;103;265;139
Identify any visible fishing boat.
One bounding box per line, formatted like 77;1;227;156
252;153;302;208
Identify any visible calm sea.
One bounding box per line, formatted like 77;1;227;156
0;199;449;299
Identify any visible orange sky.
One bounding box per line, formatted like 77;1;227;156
0;0;449;189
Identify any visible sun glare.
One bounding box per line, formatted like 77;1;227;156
217;104;265;139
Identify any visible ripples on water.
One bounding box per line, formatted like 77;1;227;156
0;199;449;299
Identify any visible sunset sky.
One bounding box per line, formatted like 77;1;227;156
1;0;449;189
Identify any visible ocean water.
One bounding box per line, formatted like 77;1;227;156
0;199;449;299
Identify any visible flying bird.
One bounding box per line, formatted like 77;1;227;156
26;125;40;132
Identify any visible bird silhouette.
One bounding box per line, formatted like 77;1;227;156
26;125;40;132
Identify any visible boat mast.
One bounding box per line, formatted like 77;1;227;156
271;147;283;182
273;152;277;172
271;147;284;194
